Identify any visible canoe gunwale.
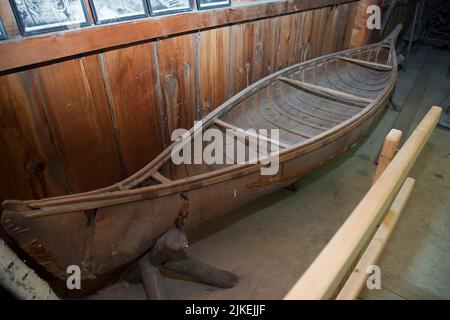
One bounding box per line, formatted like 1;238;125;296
4;40;397;217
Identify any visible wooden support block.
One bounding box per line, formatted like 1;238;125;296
372;129;403;184
284;106;442;300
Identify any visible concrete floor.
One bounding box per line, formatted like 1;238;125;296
89;45;450;300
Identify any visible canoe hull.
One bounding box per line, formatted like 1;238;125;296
1;100;389;279
2;23;403;280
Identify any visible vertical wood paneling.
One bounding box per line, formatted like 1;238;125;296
311;7;329;58
251;19;264;84
278;14;295;70
288;12;305;66
344;2;358;49
229;22;256;95
103;43;163;176
36;56;123;192
301;9;314;62
0;72;71;200
260;17;281;78
199;26;231;114
335;3;351;52
322;6;340;55
157;34;197;133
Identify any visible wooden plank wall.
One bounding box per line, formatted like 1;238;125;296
0;0;414;202
383;0;419;38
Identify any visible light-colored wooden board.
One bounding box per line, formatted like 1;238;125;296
284;106;442;300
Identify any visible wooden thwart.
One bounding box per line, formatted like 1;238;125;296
278;77;374;104
338;57;393;71
284;106;442;300
214;119;290;148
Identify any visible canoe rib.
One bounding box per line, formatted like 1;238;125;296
152;172;172;184
278;77;374;104
337;57;393;71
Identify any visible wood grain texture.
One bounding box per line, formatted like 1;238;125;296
35;56;123;193
311;7;329;58
372;129;402;183
157;34;197;134
199;26;231;115
229;21;256;95
278;13;301;69
102;43;163;176
301;9;315;61
0;71;71;200
259;17;282;79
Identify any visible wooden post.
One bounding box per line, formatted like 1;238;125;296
284;106;442;300
349;0;382;47
0;239;59;300
372;129;403;183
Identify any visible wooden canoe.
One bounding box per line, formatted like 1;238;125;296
1;25;402;281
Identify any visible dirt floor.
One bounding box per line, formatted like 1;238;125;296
89;45;450;300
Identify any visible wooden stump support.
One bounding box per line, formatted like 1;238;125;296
131;228;237;299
